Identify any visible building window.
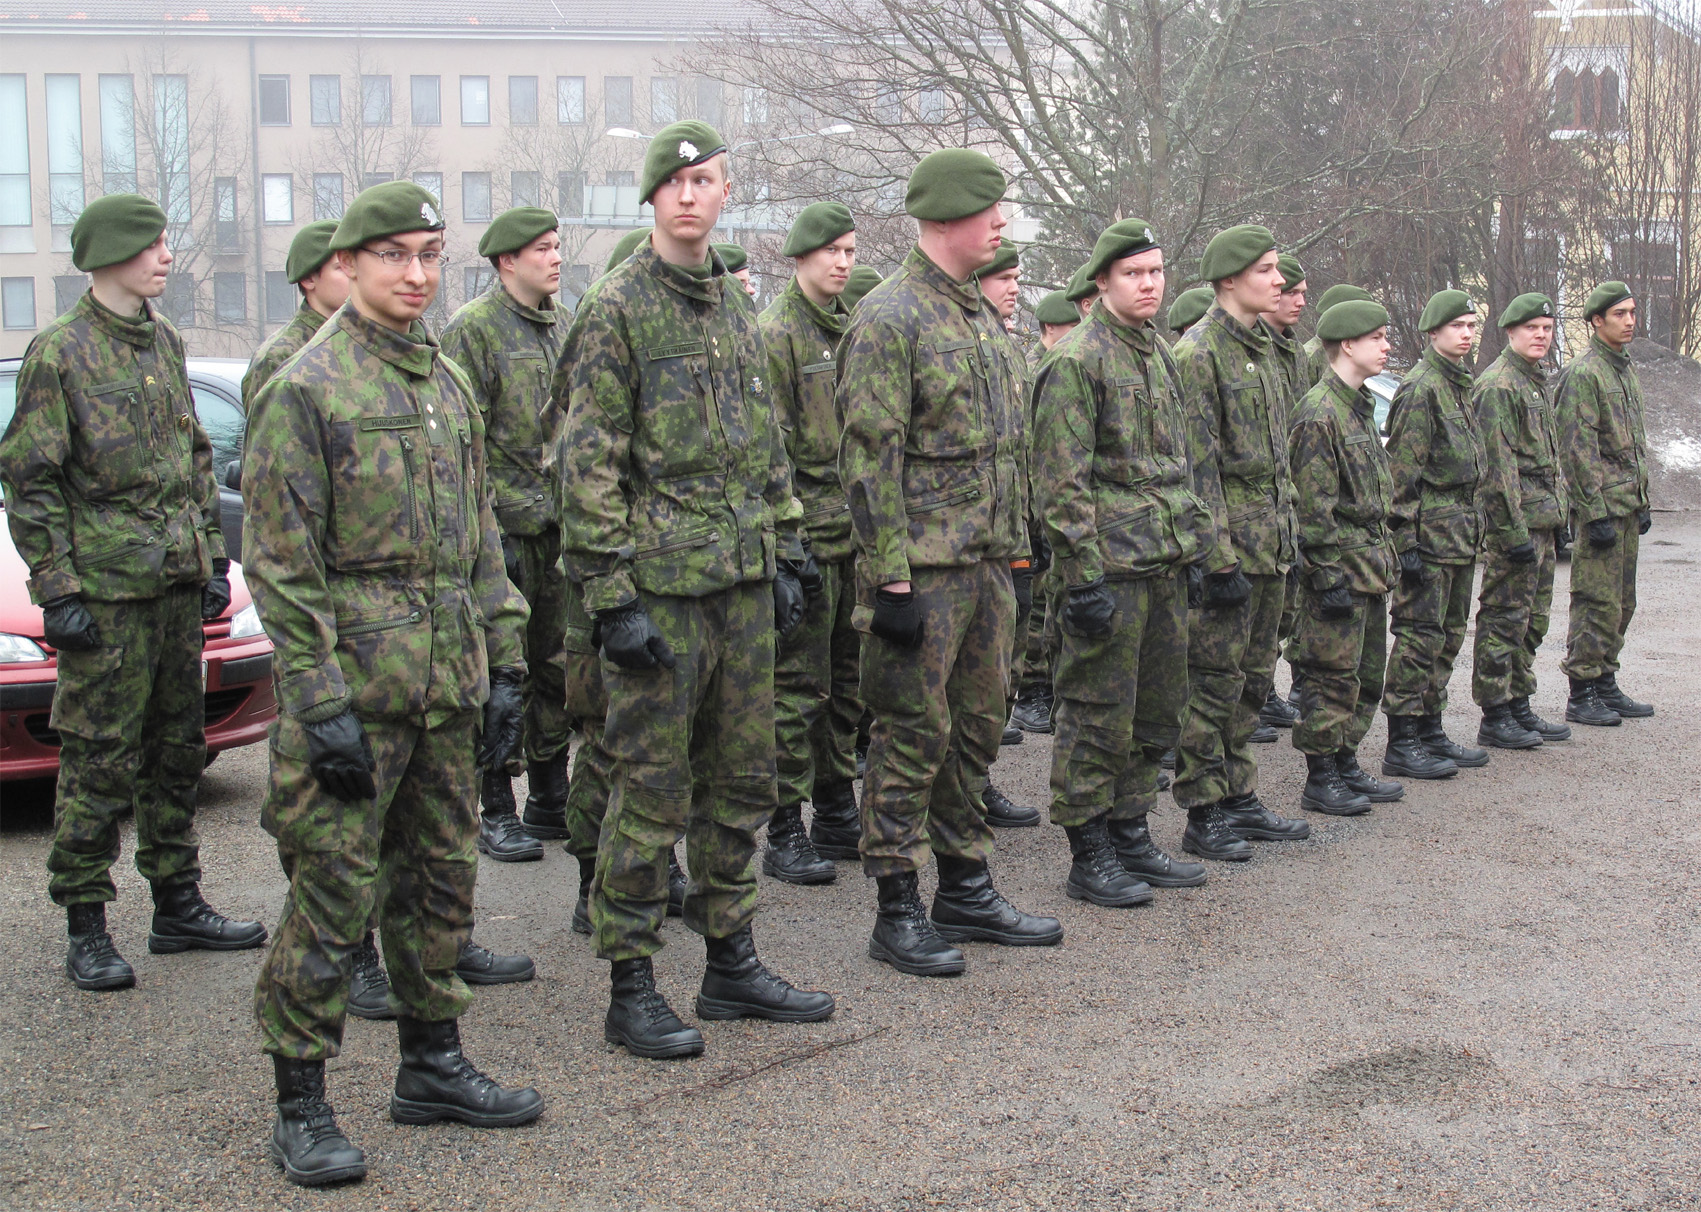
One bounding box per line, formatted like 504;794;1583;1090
258;75;290;126
511;171;541;208
460;76;490;126
557;76;585;125
1;75;33;238
154;74;191;227
54;275;85;315
510;76;539;126
361;75;391;126
743;87;768;126
557;170;586;218
605;76;633;127
214;272;247;323
262;174;293;224
310;75;340;125
465;265;495;298
264;270;295;321
313;173;344;220
650;77;678;125
2;277;35;330
45;75;84;240
161;274;195;327
1552;66;1622;133
694;78;722;125
413;171;444;208
214;177;240;249
606;170;635;187
98;75;137;194
411;76;440;126
363;171;393;189
462;172;492;222
918;88;947;124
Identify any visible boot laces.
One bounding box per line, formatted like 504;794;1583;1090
77;929;123;963
289;1074;347;1147
352;940;387;987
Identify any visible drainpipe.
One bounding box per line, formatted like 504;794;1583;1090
248;36;264;348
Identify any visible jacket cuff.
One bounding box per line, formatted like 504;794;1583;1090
27;567;83;605
1058;548;1102;589
280;664;351;721
581;569;638;615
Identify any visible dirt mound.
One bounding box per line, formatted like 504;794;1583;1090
1632;337;1701;512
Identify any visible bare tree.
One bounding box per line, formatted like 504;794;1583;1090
291;44;438;218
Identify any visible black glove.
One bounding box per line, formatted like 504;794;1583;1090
773;564;808;639
201;557;232;620
1505;541;1537;565
1638;509;1652;536
1560;523;1573;547
780;552;824;601
1203;568;1252;609
1318;584;1355;621
41;595;102;651
1011;565;1034;617
303;709;377;802
1586;518;1617;549
1399;549;1428;587
870;587;923;648
476;666;525;771
500;534;524;588
1031;536;1052;575
593;600;678;670
1063;576;1117;639
1186;564;1204;610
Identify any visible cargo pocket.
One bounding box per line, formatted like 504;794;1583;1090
334;604;429;718
50;645;127;740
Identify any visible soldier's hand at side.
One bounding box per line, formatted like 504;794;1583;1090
1586;518;1617;548
870;587;923;648
780;553;824;601
1186;563;1204;610
1063;577;1116;639
1398;549;1428;587
41;595;103;651
594;601;678;670
774;565;808;639
1506;541;1537;565
476;666;525;770
1203;568;1253;609
201;558;232;620
302;710;378;802
1010;565;1034;617
1638;509;1652;536
1317;584;1355;621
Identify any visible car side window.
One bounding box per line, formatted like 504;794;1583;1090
193;383;246;477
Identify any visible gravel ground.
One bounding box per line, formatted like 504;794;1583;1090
2;520;1697;1212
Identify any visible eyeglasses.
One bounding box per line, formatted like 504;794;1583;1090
359;247;450;268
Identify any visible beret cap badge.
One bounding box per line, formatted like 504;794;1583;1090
679;140;698;160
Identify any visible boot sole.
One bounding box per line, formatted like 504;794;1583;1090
1300;793;1372;816
867;936;966;976
476;841;545;863
603;1027;705;1059
810;840;861;861
345;1002;397;1022
986;814;1042;829
519;820;573;840
1119;865;1208;889
1433;751;1490;768
1380;760;1458;779
67;965;135;991
147;929;267;954
1532;730;1572;742
269;1141;366;1187
931;921;1064;947
388;1093;544;1128
693;994;837;1023
1347;786;1405;804
1602;705;1653;719
1257;714;1297;728
761;855;838;885
1478;732;1542;750
1180;842;1253;862
1012;717;1054;735
571;914;592;936
456;962;536;986
1564;710;1621;726
1065;878;1153;908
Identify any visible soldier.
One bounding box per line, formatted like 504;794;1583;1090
440;207;570;866
1302;284;1375;388
1171;224;1311;860
1034;289;1081;351
556;120;835;1059
1379;289;1489;779
843;265;883;311
1031;218;1211;904
1166;286;1213;339
837;148;1062;977
606;227;653;274
1260;253;1309;736
1557;280;1654;723
1472;293;1572;747
1288;300;1405;815
245;182;543;1186
1;194;266;994
242;221;349;412
715;242;757;297
1066;263;1099;318
758;201;864;884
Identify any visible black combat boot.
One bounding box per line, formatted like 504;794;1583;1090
520;752;571;839
869;872;966;976
1106;815;1207;888
478;771;544;862
931;854;1064;946
1259;687;1299;728
1477;702;1543;750
1181;804;1254;861
763;803;837;885
1217;791;1312;840
1418;713;1489;768
666;847;687;917
1300;753;1372;816
1159;748;1176;770
1565;676;1621;726
390;1017;545;1126
1382;715;1460;778
571;853;594;935
1250;721;1279;744
1010;684;1054;734
982;783;1042;828
808;779;861;860
1595;674;1653;718
1510;695;1570;741
696;926;836;1022
270;1055;366;1187
148;882;268;953
455;939;535;985
1335;750;1404;802
347;931;395;1021
605;957;705;1058
1064;818;1154;907
1001;715;1024;746
66;903;135;991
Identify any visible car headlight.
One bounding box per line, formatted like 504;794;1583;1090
228;603;266;639
0;632;49;663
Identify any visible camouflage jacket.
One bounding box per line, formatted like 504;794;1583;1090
1384;346;1484;563
1172;303;1296;577
1030;303;1210;584
242;304;527;727
1302;334;1327;391
1555;334;1648;522
243;302;327;411
1289;370;1397;595
1;291;223;605
836;245;1028;596
1473;348;1567;549
759;277;853;562
439;282;567;536
554;244;803;614
1265;320;1310;418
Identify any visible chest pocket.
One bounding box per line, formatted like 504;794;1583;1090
1598;390;1636;459
1339;431;1390;521
638;341;722;478
1428;406;1481;487
910;336;988;458
794;359;840;467
327;413;425;570
67;378;153;499
495;350;551;447
1219;377;1272;477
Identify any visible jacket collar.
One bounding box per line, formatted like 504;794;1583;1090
905;245;984;313
80;291;159;350
1590;332;1632;370
1324;368;1376;421
638;243;725;306
785;276;850;338
492;281;561;327
1422;344;1473;389
1206;302;1271;354
1094;300;1157;354
334;303;439;378
1503;348;1547;387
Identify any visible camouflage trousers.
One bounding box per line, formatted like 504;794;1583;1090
509;526;572;765
1173;572;1285;810
1291;588;1388;756
775;557;862;807
255;712;479;1059
1382;560;1475;717
592;583;776;962
1278;567;1301;668
562;577;615;864
47;584;204;907
1048;574;1188;826
1563;514;1639;682
1019;573;1061;696
859;561;1013;876
1473;529;1557;706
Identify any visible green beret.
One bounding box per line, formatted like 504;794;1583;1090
1167;285;1214;334
1064;263;1097;303
1277;253;1306;292
1583;280;1633;320
1315;284;1374;314
905;149;1006;222
714;243;748;274
1419;288;1475;333
1317;299;1391;342
1083;218;1161;282
1499;292;1555;328
842;266;883;310
70;193;168;273
604;228;652;275
641;120;727;205
284;220;340;284
1034;291;1079;327
782;202;856;258
329;180;444;251
1200;224;1277;281
973;242;1020;280
478;207;559;258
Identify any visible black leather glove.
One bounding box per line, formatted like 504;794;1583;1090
1560;523;1573;547
500;534;524;588
773;564;807;639
1318;584;1355;621
1203;568;1252;609
1505;541;1537;565
593;600;678;670
1638;509;1652;536
41;595;102;651
1011;565;1034;617
1063;576;1117;639
1586;518;1617;548
1031;535;1052;575
780;553;824;601
476;666;524;770
1186;564;1204;610
303;709;377;802
201;557;232;621
1399;549;1428;587
870;587;923;648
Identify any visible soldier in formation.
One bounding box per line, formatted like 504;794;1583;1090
242;220;348;412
